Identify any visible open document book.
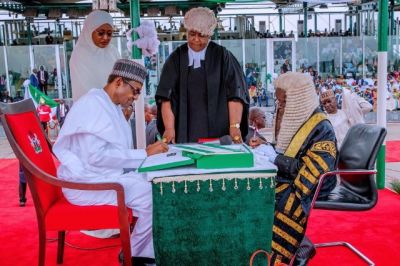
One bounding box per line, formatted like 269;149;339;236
138;149;195;173
138;144;254;172
174;143;254;169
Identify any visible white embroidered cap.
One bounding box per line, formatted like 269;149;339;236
110;59;147;84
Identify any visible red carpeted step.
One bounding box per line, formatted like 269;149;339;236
308;189;400;266
386;140;400;162
1;159;400;265
0;159;120;266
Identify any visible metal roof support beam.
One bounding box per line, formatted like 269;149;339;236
303;2;307;37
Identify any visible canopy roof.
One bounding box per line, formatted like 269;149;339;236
0;0;264;16
1;1;398;18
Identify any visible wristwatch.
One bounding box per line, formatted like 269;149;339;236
230;123;240;129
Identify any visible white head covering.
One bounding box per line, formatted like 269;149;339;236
70;10;120;102
274;72;320;153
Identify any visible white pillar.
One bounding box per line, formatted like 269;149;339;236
55;45;63;99
328;13;331;32
168;42;173;55
362;36;365;78
242;38;246;73
377;52;387;128
3;46;10;94
133;57;146;149
361;12;364;37
317;38;320;73
117;36;122;56
29;45;34;71
397;18;399;55
266;39;274;75
63;43;70;99
339;37;343;75
372;11;376;36
292;40;296;72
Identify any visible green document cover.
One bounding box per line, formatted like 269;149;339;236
138;150;195;172
175;143;254;169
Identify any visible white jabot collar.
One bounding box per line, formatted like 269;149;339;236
188;43;208;69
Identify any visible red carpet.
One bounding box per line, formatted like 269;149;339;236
1;159;400;266
386;140;400;162
308;188;400;266
0;159;120;266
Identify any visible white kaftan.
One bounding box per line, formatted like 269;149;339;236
328;89;372;148
53;89;154;258
327;110;350;148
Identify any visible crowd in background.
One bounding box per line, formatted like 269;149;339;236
312;71;400;111
255;28;362;39
246;62;400;112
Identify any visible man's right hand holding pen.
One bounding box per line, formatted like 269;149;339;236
146;134;169;156
249;136;267;148
249;125;267;148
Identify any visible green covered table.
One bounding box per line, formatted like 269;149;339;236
149;164;276;266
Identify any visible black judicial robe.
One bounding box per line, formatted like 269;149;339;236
271;109;338;264
155;42;250;143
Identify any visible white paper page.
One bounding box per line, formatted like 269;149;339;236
140;148;192;169
173;144;247;155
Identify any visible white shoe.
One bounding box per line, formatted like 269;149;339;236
80;229;120;238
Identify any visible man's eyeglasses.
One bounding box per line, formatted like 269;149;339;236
122;79;142;95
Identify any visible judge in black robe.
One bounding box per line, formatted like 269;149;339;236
155;41;249;143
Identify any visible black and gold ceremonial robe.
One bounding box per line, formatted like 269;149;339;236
155;42;250;143
271;109;338;265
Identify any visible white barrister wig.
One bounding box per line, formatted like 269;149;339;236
274;72;320;153
184;7;217;36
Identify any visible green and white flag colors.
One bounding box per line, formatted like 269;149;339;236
24;83;59;108
376;0;389;189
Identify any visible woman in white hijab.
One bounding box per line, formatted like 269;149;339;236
70;10;120;102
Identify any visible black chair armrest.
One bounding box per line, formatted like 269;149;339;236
310;169;377;211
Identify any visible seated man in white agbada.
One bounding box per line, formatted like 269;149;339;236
320;88;372;148
53;59;168;265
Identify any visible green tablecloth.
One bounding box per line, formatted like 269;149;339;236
152;172;276;266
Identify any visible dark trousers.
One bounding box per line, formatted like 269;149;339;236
59;117;66;128
19;164;27;206
39;82;48;95
40;121;48;133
